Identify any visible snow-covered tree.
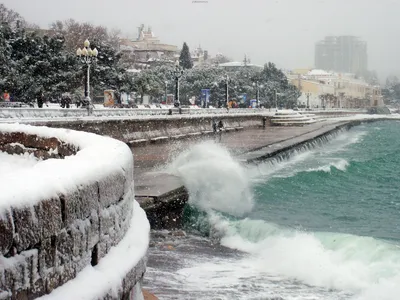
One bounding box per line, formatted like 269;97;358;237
382;75;400;104
132;70;166;103
257;63;301;108
50;19;120;52
364;70;379;86
179;42;193;69
89;40;125;93
0;24;81;102
0;4;300;107
0;21;127;102
178;66;223;105
139;62;301;107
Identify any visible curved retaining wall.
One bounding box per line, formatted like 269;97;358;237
0;124;149;299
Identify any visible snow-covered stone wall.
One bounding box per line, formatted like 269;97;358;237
0;107;264;120
0;124;150;299
33;114;265;144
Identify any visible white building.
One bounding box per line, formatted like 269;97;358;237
288;69;383;108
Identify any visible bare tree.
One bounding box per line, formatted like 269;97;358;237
0;4;37;29
50;19;119;52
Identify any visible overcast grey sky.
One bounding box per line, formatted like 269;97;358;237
5;0;400;80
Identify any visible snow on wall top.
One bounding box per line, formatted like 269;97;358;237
0;123;133;215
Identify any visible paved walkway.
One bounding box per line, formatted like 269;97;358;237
131;120;341;178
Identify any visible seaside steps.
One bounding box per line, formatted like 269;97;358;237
271;110;318;126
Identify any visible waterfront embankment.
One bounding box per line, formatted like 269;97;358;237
133;116;400;228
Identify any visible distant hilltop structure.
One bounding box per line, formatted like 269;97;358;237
120;25;211;69
190;45;210;67
119;24;179;69
315;36;368;75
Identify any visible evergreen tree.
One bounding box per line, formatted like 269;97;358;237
179;42;193;69
89;40;127;97
132;69;166;103
0;22;82;102
258;62;301;108
1;26;82;102
383;75;400;104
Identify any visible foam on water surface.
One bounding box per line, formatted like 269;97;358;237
149;121;400;300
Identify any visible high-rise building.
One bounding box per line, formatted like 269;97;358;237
315;36;368;75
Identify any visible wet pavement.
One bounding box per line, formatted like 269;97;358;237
130;120;342;178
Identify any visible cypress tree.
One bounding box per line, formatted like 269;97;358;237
179;42;193;69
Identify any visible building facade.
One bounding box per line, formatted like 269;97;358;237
119;25;178;69
288;69;383;108
191;46;209;67
315;36;368;75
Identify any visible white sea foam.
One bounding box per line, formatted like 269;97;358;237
305;158;350;173
249;128;366;180
167;141;253;217
164;129;400;299
215;215;400;296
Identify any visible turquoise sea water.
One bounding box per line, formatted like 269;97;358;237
146;121;400;300
252;121;400;241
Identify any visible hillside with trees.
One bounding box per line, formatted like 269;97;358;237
0;3;300;108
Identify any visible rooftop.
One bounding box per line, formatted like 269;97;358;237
219;61;263;69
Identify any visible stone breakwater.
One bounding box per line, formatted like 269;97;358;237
0;124;149;299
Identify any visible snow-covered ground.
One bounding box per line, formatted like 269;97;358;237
0;151;39;182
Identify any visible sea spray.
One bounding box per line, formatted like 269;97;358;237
167;141;253;217
248;128;367;180
156;121;400;299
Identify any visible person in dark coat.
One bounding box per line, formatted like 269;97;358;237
37;92;44;108
61;93;71;108
218;120;224;131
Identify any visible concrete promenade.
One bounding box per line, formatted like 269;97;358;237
132;119;353;228
132;119;345;176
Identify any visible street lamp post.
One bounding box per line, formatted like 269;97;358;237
164;80;168;104
212;81;219;108
170;60;184;113
306;91;311;110
253;81;264;108
274;89;280;111
76;39;98;115
253;81;258;108
225;74;229;108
